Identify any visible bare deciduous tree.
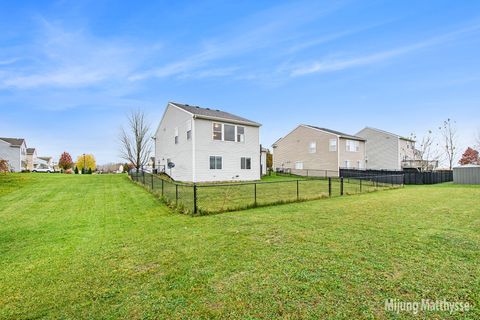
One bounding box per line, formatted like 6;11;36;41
119;110;152;172
439;119;458;170
410;130;440;171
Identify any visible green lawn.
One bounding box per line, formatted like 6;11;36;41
0;174;479;319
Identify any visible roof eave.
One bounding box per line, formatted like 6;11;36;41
193;114;261;127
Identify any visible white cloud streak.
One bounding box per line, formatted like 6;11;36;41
290;23;480;76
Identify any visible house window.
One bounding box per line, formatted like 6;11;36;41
241;157;251;170
210;156;222;170
295;161;304;170
186;120;192;140
344;160;351;168
346;140;359;152
237;126;245;142
357;160;362;169
174;127;179;144
329;139;337;152
224;124;236;142
308;142;317;153
213;123;222;140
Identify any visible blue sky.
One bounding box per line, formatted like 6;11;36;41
1;0;479;165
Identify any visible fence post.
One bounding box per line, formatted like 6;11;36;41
175;184;179;206
254;183;257;207
360;179;362;192
328;177;332;197
306;169;309;178
296;180;299;201
340;177;344;196
193;184;197;215
161;179;164;197
151;174;154;190
142;171;145;185
325;170;328;179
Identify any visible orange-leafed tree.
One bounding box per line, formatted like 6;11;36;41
0;160;9;173
59;152;74;170
459;147;480;165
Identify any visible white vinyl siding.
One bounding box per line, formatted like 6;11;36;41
329;139;337;152
241;157;251;170
357;160;362;169
308;142;317;153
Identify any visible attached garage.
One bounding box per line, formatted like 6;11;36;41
453;165;480;184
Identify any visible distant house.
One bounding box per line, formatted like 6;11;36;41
355;127;435;171
154;102;262;182
260;147;269;176
272;125;366;175
26;148;37;171
0;137;27;172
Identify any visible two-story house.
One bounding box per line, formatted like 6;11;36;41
355;127;421;170
0;137;27;172
154;102;262;182
272;125;366;175
26;148;37;171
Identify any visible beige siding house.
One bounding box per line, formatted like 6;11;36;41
26;148;37;171
155;102;261;182
355;127;417;170
272;125;366;175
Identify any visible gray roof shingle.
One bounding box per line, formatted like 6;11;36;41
170;102;261;127
26;148;36;154
0;137;25;147
304;125;366;141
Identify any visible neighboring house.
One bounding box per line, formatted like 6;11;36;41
356;127;425;171
35;156;55;171
37;156;54;167
260;146;269;176
26;148;37;171
272;125;366;174
0;137;27;172
154;102;262;182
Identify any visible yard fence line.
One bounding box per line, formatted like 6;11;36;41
339;168;453;185
129;172;403;215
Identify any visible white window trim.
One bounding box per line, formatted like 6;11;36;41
212;122;246;143
209;155;223;170
309;142;317;154
295;161;304;170
329;139;337;152
241;157;252;170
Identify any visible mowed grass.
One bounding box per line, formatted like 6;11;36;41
0;174;479;319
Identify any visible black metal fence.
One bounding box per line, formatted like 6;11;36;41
340;169;453;185
129;172;403;215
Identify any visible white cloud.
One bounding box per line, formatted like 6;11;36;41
290;23;480;76
0;18;160;89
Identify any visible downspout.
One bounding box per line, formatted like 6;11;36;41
192;117;196;182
